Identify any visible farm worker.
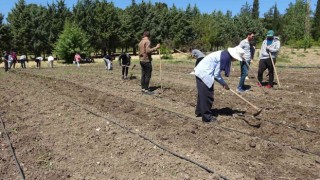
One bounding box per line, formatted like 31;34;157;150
9;51;18;69
119;52;131;79
2;51;9;72
35;56;43;69
257;30;281;88
103;54;113;70
189;49;205;74
237;31;255;93
138;31;160;95
194;46;244;123
74;53;81;68
48;55;54;68
20;54;27;69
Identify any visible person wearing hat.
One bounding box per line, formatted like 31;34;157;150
237;31;255;93
194;46;244;123
257;30;281;88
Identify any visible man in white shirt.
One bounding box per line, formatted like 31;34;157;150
194;46;244;123
237;32;255;93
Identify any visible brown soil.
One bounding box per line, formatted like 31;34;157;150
0;54;320;180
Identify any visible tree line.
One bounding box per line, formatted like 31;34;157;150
0;0;319;62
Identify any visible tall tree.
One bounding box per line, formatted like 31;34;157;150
0;14;12;51
312;0;320;41
252;0;259;19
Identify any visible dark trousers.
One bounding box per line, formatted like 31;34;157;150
195;57;204;66
122;66;129;77
258;58;275;85
36;60;41;68
20;60;26;69
4;61;9;72
195;77;214;122
140;61;152;90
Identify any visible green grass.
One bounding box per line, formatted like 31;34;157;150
277;54;291;63
297;53;306;57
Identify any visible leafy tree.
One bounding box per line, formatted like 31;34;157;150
312;0;320;41
282;0;309;44
263;4;282;36
252;0;259;19
54;21;92;63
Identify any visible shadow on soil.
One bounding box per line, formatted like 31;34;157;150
212;107;245;117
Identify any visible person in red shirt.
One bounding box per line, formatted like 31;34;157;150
74;53;81;68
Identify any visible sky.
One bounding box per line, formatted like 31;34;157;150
0;0;317;21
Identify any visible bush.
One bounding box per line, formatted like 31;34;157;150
160;46;173;60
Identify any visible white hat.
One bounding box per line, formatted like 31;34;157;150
227;46;244;61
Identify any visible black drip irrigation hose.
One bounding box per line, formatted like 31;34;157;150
0;115;26;180
70;101;229;180
277;65;320;69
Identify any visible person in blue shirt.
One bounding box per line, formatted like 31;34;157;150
194;46;244;123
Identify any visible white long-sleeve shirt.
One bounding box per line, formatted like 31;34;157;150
194;51;226;88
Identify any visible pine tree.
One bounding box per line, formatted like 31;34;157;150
312;0;320;41
252;0;259;19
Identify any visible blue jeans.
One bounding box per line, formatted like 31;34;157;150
238;60;250;89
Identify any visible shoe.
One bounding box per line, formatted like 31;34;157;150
190;71;195;75
265;84;272;89
236;87;245;93
245;76;249;80
202;116;217;123
124;76;128;79
142;89;154;95
256;82;262;87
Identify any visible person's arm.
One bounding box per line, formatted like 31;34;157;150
213;62;226;87
268;41;281;53
145;41;160;53
118;55;121;65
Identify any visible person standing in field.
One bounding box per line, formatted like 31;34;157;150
257;30;281;88
194;46;244;123
2;51;9;72
237;32;255;93
74;53;81;68
119;52;131;79
20;54;27;69
48;55;54;68
138;31;160;95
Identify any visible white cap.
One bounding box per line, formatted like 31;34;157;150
227;46;244;61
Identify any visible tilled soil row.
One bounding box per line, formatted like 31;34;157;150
12;70;320;179
26;66;320;155
0;72;224;179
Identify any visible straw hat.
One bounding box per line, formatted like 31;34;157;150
227;46;244;61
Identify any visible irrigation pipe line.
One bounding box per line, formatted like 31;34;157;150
0;115;26;180
15;71;320;157
69;101;229;180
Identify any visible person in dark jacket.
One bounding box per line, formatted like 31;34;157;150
2;51;9;72
119;52;131;79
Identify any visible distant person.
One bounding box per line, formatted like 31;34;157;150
74;53;81;68
189;49;205;74
103;54;113;70
138;31;160;95
20;54;27;69
2;51;9;72
48;55;54;68
10;51;18;69
35;56;43;69
257;30;281;88
194;46;244;123
237;31;255;93
119;52;131;79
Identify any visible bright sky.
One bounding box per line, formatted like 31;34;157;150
0;0;317;21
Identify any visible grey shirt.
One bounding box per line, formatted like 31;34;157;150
239;39;251;61
191;49;205;59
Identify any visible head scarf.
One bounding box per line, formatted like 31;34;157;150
220;50;232;77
